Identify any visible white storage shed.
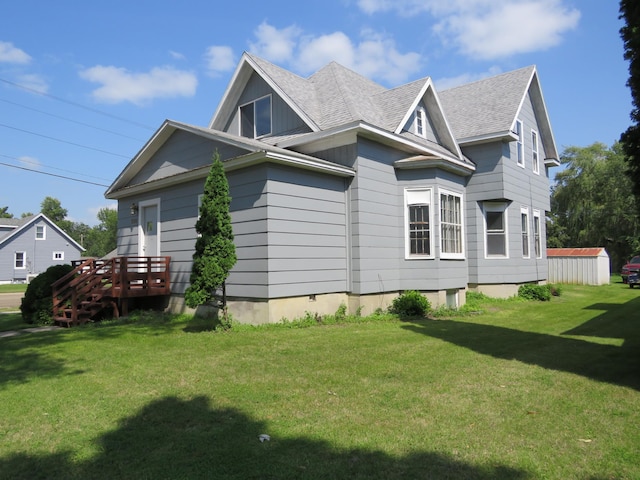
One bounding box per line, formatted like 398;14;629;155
547;248;610;285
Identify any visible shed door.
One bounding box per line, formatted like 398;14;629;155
140;204;159;257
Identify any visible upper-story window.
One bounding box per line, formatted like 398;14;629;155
531;129;540;174
405;188;433;258
240;95;272;138
415;107;426;138
515;119;524;167
533;210;542;258
36;224;45;240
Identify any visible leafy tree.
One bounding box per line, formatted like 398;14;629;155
21;212;34;218
0;206;12;218
620;0;640;204
184;152;236;309
84;207;117;257
551;142;640;271
40;196;67;224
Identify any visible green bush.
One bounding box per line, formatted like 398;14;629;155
518;284;553;301
389;290;431;317
21;264;74;325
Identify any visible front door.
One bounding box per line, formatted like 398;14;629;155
139;203;159;257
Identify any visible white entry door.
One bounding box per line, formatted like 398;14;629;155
139;203;159;257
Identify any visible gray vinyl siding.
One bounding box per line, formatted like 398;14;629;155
223;72;309;137
130;130;245;186
350;139;468;295
264;165;348;297
464;90;550;285
403;100;439;144
0;217;83;282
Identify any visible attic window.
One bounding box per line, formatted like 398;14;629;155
415;108;426;138
240;95;272;138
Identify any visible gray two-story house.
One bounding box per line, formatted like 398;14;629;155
0;213;84;283
105;53;558;323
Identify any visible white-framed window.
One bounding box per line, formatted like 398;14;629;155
240;94;272;138
484;202;508;258
14;251;26;269
440;189;464;258
533;210;542;258
53;251;64;260
531;129;540;174
405;188;433;259
515;119;524;167
35;224;45;240
521;207;530;258
415;107;426;138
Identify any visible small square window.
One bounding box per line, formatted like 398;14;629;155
53;251;64;261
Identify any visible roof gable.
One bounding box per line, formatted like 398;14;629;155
439;66;558;163
0;213;84;250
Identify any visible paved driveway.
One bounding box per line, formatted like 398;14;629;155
0;293;23;309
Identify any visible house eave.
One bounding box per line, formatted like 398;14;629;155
458;131;518;147
106;150;355;200
394;155;474;177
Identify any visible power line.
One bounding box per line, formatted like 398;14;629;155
0;153;112;182
0;122;130;158
0;160;110;187
0;97;146;142
0;76;155;131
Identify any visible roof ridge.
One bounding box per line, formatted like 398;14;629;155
441;65;536;93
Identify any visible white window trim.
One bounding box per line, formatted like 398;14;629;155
14;251;26;269
404;187;434;260
521;206;530;259
35;224;46;240
484;202;509;259
53;251;64;260
515;119;524;168
415;107;426;138
531;129;540;175
439;188;465;260
533;209;542;258
239;94;272;139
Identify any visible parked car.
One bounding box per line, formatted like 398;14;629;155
621;255;640;284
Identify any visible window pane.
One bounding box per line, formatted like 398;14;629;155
441;194;462;254
240;103;254;138
409;205;430;255
255;97;271;137
521;213;529;257
486;211;503;231
487;234;506;256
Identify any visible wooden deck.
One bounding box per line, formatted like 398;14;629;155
52;256;171;327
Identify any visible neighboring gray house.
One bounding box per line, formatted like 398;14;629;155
105;53;559;323
0;213;84;283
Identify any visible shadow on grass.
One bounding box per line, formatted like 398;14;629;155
0;396;530;480
402;296;640;391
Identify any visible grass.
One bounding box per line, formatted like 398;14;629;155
0;283;27;294
0;281;638;479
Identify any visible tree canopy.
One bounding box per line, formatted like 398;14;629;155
619;0;640;203
550;142;640;270
0;206;12;219
184;152;236;309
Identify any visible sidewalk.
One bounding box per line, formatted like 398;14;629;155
0;292;23;309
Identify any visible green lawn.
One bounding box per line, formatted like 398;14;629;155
0;283;27;294
0;282;638;479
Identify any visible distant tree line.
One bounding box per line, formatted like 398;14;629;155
1;196;117;258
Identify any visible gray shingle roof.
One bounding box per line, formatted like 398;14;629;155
439;66;535;141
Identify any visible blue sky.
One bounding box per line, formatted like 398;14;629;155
0;0;631;225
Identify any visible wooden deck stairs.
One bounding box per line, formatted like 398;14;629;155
52;256;171;327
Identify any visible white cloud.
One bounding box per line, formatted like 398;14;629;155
79;65;198;105
16;73;49;93
18;156;42;170
0;41;31;64
169;50;187;61
248;23;421;85
435;66;502;90
203;46;236;76
249;22;302;63
357;0;580;59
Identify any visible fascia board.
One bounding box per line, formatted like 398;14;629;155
458;130;519;146
106;150;355;200
394;157;474;177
